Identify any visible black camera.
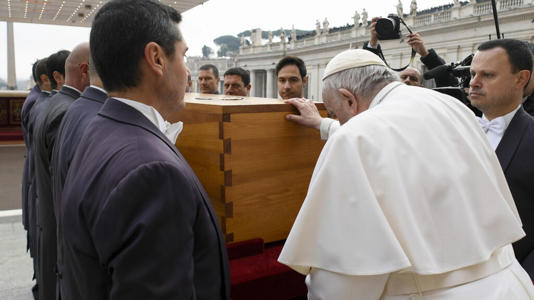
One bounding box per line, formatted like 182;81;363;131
375;14;402;40
424;54;481;116
423;54;473;88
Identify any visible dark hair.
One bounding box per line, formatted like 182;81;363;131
224;67;250;86
90;0;182;92
276;56;307;79
35;58;48;86
200;64;219;79
478;39;532;74
31;59;40;83
46;50;70;89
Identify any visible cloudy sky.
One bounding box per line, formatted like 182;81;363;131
0;0;452;81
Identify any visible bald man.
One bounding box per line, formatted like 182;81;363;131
33;42;90;300
399;67;422;86
51;57;107;298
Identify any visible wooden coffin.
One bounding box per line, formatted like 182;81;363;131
172;93;326;243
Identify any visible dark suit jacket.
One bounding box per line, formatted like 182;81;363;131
21;85;42;231
26;90;52;260
61;99;230;300
33;85;81;300
524;94;534;117
496;107;534;279
50;86;107;296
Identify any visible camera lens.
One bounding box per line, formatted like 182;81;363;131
376;18;395;37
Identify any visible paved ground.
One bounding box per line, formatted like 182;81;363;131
0;143;34;299
0;212;35;300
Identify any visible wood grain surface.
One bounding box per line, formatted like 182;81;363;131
175;95;327;242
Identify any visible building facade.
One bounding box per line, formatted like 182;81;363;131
236;0;534;100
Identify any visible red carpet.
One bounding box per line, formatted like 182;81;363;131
0;131;23;141
228;239;307;300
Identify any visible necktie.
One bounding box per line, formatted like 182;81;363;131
477;117;505;136
477;117;505;150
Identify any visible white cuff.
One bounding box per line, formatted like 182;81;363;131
320;118;340;141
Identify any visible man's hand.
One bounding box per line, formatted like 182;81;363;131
369;17;381;47
285;98;323;131
407;32;429;58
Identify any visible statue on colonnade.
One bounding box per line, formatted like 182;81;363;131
397;0;403;16
353;10;360;26
323;18;329;34
361;9;368;26
410;0;417;16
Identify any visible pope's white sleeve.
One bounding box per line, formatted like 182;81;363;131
306;268;389;300
319;118;340;140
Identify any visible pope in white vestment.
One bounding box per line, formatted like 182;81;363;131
278;49;534;299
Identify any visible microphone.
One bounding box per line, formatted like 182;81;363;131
423;64;451;80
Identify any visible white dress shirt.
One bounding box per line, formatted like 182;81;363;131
112;97;183;144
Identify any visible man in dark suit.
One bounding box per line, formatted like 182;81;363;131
21;60;43;147
21;58;49;299
33;43;90;300
60;1;230;299
469;39;534;279
25;50;69;299
21;59;45;238
51;62;107;298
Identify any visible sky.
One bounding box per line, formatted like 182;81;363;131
0;0;452;81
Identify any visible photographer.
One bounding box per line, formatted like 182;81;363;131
364;16;459;87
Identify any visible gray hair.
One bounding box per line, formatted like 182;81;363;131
322;65;399;102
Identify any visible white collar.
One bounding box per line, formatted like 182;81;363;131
89;85;107;95
63;84;82;94
369;81;403;109
112;97;183;144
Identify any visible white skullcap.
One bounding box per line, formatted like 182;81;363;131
322;49;386;80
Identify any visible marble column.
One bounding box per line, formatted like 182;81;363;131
266;69;274;99
7;22;17;90
249;70;256;97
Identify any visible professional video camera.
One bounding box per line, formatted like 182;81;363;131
423;54;482;116
375;14;403;40
423;54;473;88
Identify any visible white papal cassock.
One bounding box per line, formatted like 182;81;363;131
278;81;534;299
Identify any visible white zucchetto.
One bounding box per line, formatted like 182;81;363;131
322;49;386;80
